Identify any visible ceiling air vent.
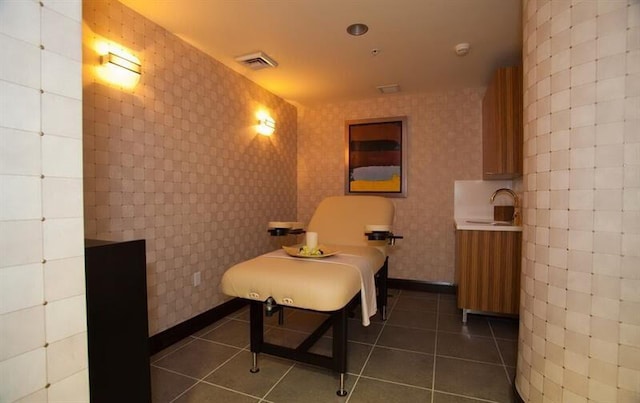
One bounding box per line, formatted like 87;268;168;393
235;51;278;70
376;84;400;94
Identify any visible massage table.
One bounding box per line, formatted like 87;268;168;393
220;195;398;396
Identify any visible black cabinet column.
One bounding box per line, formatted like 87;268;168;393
84;239;151;403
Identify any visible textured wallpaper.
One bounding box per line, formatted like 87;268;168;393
517;1;639;402
82;0;297;335
83;0;491;336
297;89;484;282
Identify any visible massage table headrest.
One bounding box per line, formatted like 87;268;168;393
307;195;394;249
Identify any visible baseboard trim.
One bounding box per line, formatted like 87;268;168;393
387;278;457;295
149;298;248;355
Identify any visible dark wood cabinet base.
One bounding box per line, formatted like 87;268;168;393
456;230;521;316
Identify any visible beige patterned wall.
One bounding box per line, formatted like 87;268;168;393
298;89;484;282
82;0;297;335
517;1;639;402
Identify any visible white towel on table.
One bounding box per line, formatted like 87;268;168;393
261;249;378;326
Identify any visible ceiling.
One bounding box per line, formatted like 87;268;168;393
119;0;522;107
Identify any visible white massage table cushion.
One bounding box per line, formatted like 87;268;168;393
307;196;394;253
221;245;385;311
221;195;395;312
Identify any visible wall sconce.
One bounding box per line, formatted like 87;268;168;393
257;115;276;136
101;52;141;75
95;42;141;89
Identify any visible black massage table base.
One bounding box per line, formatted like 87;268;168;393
248;257;389;397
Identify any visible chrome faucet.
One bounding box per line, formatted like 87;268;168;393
490;188;519;207
490;188;520;224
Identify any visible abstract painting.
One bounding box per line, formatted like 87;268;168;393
345;116;407;197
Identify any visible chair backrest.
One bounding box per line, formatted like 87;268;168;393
307;196;395;247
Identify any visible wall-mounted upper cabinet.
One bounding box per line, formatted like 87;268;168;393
482;66;523;180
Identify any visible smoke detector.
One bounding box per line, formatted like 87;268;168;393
235;51;278;70
454;43;470;56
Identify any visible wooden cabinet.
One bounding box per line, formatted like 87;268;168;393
456;230;521;318
85;239;151;403
482;65;523;180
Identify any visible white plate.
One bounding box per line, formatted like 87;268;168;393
282;245;339;258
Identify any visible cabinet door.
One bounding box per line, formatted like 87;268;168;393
482;78;499;176
482;66;523;179
456;230;521;315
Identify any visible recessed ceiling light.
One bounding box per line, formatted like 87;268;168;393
376;84;400;94
347;23;368;36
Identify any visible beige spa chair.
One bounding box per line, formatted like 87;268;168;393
221;195;396;397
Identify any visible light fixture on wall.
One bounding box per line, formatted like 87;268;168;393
101;51;141;75
95;42;141;89
257;114;276;136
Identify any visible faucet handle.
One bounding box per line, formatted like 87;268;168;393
512;208;521;225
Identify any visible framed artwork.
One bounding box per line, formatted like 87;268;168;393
344;116;407;197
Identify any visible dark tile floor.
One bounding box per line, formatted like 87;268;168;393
150;290;519;403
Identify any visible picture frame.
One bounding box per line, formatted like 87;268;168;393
344;116;407;197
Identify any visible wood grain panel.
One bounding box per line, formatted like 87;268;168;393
482;65;523;180
456;230;522;315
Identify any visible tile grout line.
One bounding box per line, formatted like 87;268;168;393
200;300;395;401
167;345;246;403
198;314;497;354
257;363;296;402
167;377;199;403
152;316;237;364
154;365;229;403
191;335;251;350
357;374;432;392
234;323;297;402
197;317;233;336
431;388;502;403
487;320;513;385
198;378;267;402
356;343;436;358
156;361;279;402
150;364;201;382
436;327;502;339
344;288;401;401
154;291;518;402
434;353;510;368
150;336;198;364
430;294;440;403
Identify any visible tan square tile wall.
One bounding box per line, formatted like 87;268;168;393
83;0;297;335
517;1;639;402
1;0;88;400
297;89;484;282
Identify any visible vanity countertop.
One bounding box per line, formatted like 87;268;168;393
455;218;523;232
